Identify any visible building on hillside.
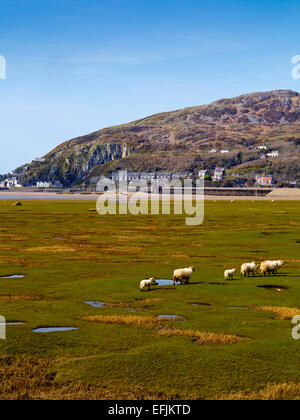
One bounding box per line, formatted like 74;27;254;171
257;145;268;151
255;175;273;186
235;177;247;186
36;181;52;188
220;149;230;154
0;177;22;188
208;149;217;153
110;171;192;182
53;181;63;187
213;167;225;181
267;150;279;158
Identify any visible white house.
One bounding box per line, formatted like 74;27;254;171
267;151;279;158
0;177;22;188
36;181;52;188
213;167;225;181
220;149;230;154
257;145;268;151
208;149;217;153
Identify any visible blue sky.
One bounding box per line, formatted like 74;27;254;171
0;0;300;173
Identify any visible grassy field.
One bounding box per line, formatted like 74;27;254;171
0;199;300;400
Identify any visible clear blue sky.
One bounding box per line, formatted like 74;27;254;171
0;0;300;173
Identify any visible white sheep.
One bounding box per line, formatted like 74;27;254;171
260;260;276;276
224;268;236;281
140;277;158;291
274;260;284;273
260;260;284;276
173;267;195;284
240;262;258;278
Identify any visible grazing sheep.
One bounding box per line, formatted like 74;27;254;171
260;260;276;276
260;260;284;276
173;267;195;285
140;278;158;291
224;268;236;281
240;262;258;278
274;260;284;273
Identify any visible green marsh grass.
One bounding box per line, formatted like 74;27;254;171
0;199;299;399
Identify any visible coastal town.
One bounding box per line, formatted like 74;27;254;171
0;142;297;191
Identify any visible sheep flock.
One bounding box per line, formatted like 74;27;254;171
140;260;285;291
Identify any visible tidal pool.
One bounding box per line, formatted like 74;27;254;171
33;327;78;333
85;301;106;308
155;279;174;286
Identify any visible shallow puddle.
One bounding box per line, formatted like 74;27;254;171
0;322;25;325
33;327;78;333
192;302;211;306
257;285;289;291
85;302;140;311
85;301;106;308
155;279;174;286
0;274;26;279
157;315;185;321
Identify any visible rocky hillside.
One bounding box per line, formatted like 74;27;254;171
14;89;300;186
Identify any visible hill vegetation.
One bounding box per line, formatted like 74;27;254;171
13;89;300;187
